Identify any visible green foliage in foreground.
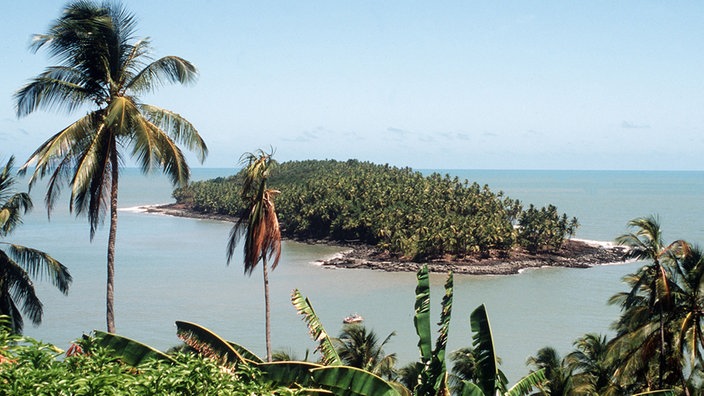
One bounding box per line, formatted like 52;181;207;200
174;159;577;261
0;333;286;395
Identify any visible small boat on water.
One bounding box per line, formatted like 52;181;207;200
342;313;364;324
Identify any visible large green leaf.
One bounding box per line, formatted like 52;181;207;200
175;321;246;366
458;380;487;396
258;361;322;388
470;304;504;396
505;368;546;396
227;341;263;364
311;365;401;396
412;265;453;396
93;330;176;366
433;272;454;373
390;381;413;396
632;391;676;396
414;265;432;364
291;289;341;366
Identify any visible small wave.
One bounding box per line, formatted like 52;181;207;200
118;203;170;214
571;238;618;249
310;249;353;265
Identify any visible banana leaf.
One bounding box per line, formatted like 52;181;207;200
390;381;413;396
311;365;401;396
414;265;432;364
175;321;246;366
458;380;487;396
93;330;177;366
469;304;506;395
505;369;546;396
258;361;322;388
412;265;453;396
291;288;341;366
433;272;453;372
227;341;263;363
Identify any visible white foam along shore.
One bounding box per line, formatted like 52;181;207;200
119;204;168;213
571;238;619;249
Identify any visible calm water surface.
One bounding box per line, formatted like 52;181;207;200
15;168;703;380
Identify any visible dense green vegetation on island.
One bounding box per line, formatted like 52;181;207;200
173;159;578;261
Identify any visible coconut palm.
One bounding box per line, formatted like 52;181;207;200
449;346;499;394
565;333;619;395
614;216;675;388
226;149;281;362
526;347;574;395
0;156;72;333
667;242;704;389
334;323;397;380
15;1;207;333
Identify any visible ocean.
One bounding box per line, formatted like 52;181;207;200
12;168;704;381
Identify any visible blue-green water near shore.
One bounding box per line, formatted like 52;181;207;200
14;168;703;381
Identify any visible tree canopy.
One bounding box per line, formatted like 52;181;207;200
174;159;577;261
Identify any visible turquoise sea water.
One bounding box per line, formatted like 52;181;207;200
13;168;704;381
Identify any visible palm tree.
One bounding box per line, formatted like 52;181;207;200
0;156;72;333
614;216;674;388
565;333;619;395
449;346;495;394
227;149;281;362
526;347;574;395
334;323;398;380
14;1;207;333
667;242;704;391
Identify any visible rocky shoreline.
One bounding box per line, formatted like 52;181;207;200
316;239;628;275
139;203;629;275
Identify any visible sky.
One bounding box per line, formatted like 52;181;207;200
1;1;703;170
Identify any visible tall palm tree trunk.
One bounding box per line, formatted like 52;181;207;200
654;264;666;389
263;256;272;362
106;150;119;333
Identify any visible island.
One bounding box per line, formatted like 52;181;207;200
152;159;627;275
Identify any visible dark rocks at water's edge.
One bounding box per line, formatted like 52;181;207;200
143;203;237;222
320;240;629;275
143;203;629;275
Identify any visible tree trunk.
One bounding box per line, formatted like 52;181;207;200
263;257;272;362
106;150;119;333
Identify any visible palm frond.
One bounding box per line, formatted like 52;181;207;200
140;120;191;187
606;320;660;383
126;55;198;93
14;66;91;117
239;148;277;200
0;250;42;331
291;289;341;366
19;112;98;217
6;243;71;293
138;104;207;162
124;100;194;187
68;119;114;239
0;157;32;235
